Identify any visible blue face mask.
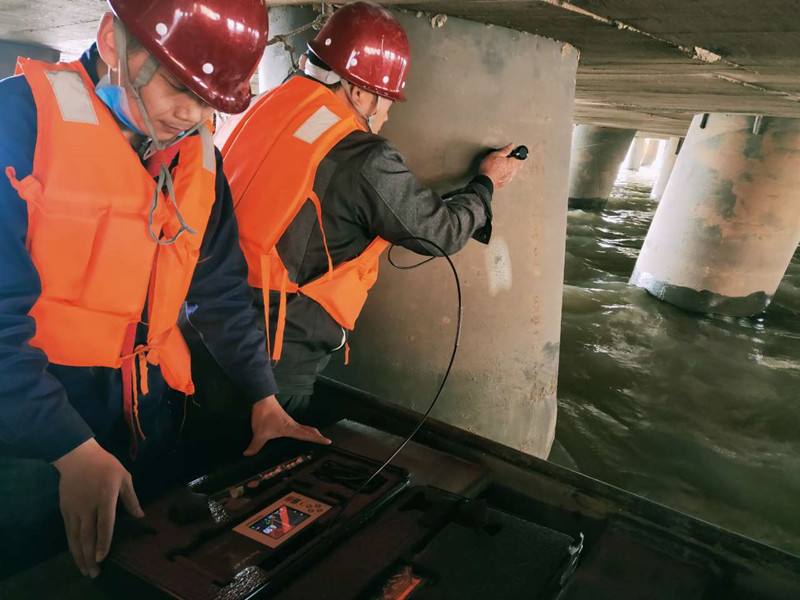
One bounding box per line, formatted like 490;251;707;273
95;74;145;135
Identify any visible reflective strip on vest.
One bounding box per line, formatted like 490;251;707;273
293;106;341;144
45;70;98;125
199;124;216;173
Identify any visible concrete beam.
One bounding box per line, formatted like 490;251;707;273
3;2;800;134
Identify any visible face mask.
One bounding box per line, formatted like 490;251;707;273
95;73;145;135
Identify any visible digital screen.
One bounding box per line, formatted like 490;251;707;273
249;505;310;540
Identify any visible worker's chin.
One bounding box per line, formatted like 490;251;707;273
155;131;181;143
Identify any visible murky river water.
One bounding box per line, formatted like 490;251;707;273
555;167;800;555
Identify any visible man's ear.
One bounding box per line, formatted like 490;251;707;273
351;85;375;112
96;12;119;69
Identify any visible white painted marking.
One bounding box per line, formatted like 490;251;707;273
485;236;513;296
293;106;341;144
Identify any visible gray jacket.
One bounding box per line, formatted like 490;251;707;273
260;129;494;395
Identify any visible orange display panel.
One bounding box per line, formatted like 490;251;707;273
233;492;332;549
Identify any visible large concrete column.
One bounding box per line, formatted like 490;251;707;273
0;40;59;78
257;6;317;94
631;113;800;316
639;138;660;168
325;10;579;458
567;125;636;210
650;136;683;200
623;136;647;171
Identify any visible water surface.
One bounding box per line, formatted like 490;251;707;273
556;169;800;555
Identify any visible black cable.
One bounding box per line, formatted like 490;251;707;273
386;248;436;270
325;236;463;528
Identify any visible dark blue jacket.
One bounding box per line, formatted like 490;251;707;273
0;47;277;464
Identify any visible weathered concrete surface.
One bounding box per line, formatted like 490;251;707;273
623;137;647;171
631;113;800;316
651;136;683;200
568;125;636;210
0;1;98;59
0;40;58;78
3;2;800;134
324;10;578;458
257;6;317;94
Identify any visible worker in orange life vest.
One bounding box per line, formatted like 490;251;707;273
187;2;524;424
0;0;329;578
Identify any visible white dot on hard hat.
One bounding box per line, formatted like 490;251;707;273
155;23;168;36
382;75;390;84
203;63;215;74
351;59;358;66
325;38;332;46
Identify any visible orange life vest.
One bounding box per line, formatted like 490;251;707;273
5;58;217;436
222;76;390;361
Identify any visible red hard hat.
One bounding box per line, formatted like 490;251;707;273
107;0;268;114
308;2;410;102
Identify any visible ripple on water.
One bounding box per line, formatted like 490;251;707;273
556;169;800;556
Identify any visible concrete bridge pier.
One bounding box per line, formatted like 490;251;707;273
324;10;579;458
640;138;660;168
623;136;648;171
631;113;800;316
0;40;59;77
567;125;637;210
650;136;683;200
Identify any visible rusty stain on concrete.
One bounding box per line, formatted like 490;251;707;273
631;112;800;315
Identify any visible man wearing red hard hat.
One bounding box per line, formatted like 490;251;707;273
0;0;328;578
199;2;524;425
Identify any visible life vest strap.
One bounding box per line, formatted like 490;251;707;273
308;191;334;280
260;253;273;360
273;269;290;362
120;323;149;458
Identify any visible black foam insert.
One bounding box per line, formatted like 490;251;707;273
410;508;576;599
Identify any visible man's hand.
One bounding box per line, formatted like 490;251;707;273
479;143;526;189
53;438;144;578
243;395;332;456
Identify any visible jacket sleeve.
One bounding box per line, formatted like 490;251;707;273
0;76;94;461
183;151;278;404
356;140;494;255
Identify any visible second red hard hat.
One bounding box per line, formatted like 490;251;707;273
308;2;411;102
